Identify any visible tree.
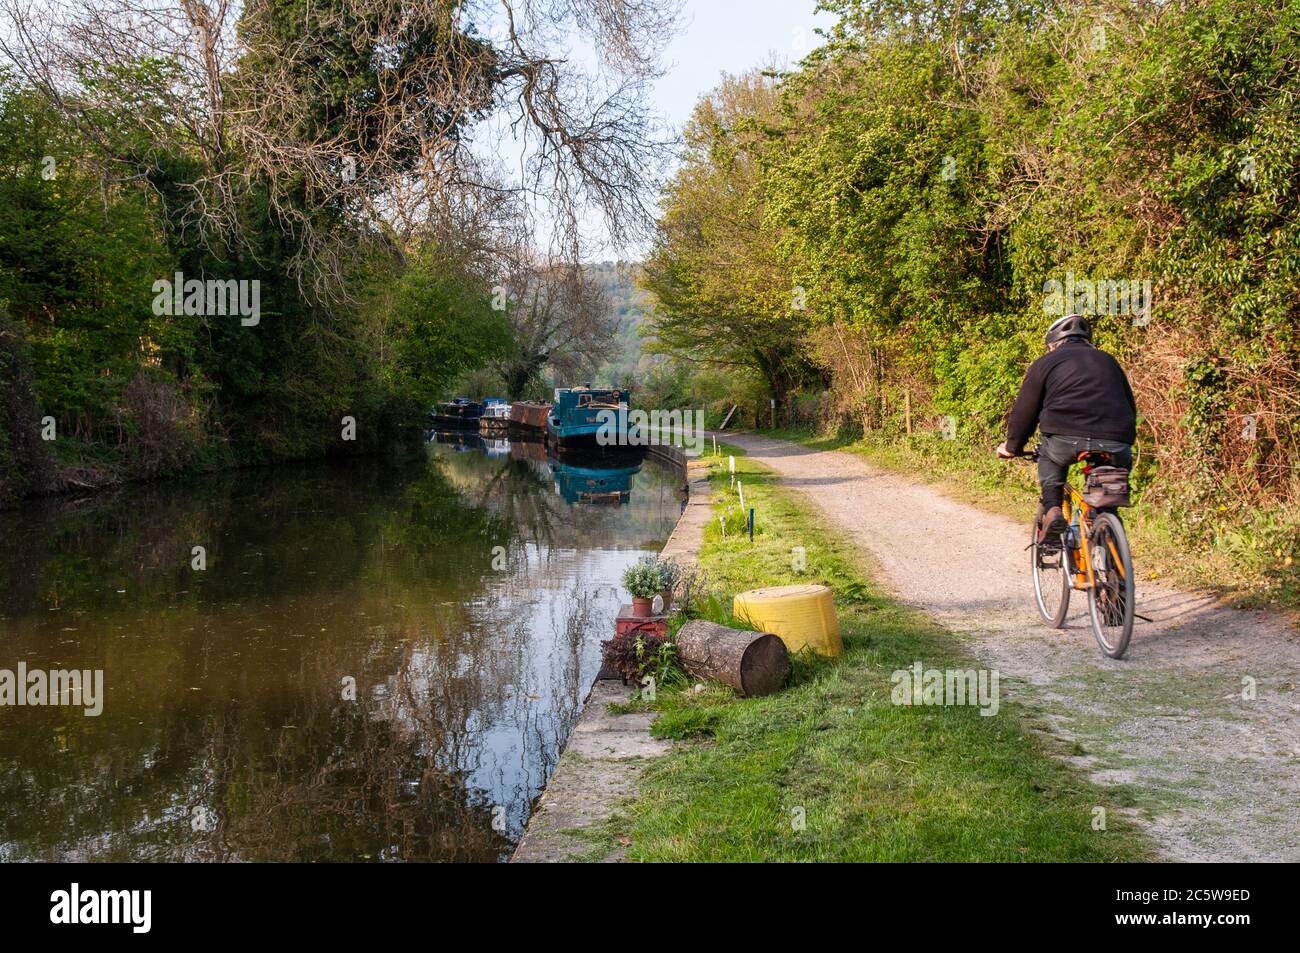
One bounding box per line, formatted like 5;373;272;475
367;244;512;411
642;70;820;406
492;257;617;399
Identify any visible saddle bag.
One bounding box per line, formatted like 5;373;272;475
1083;466;1131;508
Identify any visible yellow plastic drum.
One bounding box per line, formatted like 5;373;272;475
733;585;842;657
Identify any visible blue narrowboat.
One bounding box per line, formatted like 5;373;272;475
547;385;630;451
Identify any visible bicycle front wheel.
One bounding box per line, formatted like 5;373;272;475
1031;516;1070;628
1086;511;1135;659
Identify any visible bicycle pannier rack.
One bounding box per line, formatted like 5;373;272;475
1083;466;1131;508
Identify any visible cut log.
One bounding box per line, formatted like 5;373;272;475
676;620;791;698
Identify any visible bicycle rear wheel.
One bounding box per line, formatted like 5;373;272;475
1086;511;1135;659
1031;515;1070;628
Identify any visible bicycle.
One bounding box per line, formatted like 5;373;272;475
1019;447;1135;659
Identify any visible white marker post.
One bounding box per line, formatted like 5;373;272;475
737;482;745;513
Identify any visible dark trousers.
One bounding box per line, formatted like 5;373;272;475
1037;434;1132;508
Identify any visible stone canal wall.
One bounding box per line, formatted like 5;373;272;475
510;455;713;862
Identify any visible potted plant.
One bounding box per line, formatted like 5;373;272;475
655;557;680;611
623;558;662;617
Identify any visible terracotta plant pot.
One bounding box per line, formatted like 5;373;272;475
658;589;673;612
631;596;654;617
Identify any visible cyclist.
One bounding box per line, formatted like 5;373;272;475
996;314;1137;544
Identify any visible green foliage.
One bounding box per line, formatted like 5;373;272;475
373;248;512;411
634;359;764;428
0;302;50;504
652;556;680;592
642;72;824;403
236;0;495;180
0;77;183;436
601;627;684;689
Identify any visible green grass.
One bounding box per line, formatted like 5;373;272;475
760;425;1300;610
620;447;1155;862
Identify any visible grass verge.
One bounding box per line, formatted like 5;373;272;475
619;447;1154;862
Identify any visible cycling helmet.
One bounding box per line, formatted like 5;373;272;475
1045;313;1092;346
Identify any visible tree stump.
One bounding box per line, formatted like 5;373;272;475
676;620;791;697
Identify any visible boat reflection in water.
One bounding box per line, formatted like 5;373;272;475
430;430;484;452
434;432;646;506
509;435;548;464
549;451;645;506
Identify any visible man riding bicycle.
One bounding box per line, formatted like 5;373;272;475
996;314;1137;544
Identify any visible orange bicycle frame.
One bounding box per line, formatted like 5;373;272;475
1061;455;1127;592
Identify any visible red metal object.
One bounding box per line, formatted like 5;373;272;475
614;603;667;640
508;400;551;433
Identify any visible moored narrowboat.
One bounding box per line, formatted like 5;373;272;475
546;386;630;451
480;398;511;432
431;398;483;430
508;400;551;435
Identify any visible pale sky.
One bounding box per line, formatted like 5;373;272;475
650;0;836;130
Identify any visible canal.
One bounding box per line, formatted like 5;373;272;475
0;437;686;861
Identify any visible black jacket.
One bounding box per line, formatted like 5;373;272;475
1005;340;1137;453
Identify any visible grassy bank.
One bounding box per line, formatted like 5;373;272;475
760;427;1300;611
617;448;1154;862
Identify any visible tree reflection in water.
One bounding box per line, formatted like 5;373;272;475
0;442;684;861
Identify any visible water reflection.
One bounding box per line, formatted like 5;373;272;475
0;440;684;862
551;458;642;505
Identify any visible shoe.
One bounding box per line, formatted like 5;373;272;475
1037;506;1068;546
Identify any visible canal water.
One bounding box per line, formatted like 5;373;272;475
0;436;685;861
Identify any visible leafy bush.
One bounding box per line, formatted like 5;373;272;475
601;628;683;687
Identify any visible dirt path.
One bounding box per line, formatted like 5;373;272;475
725;433;1300;862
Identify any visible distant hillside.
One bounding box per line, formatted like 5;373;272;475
586;261;661;387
